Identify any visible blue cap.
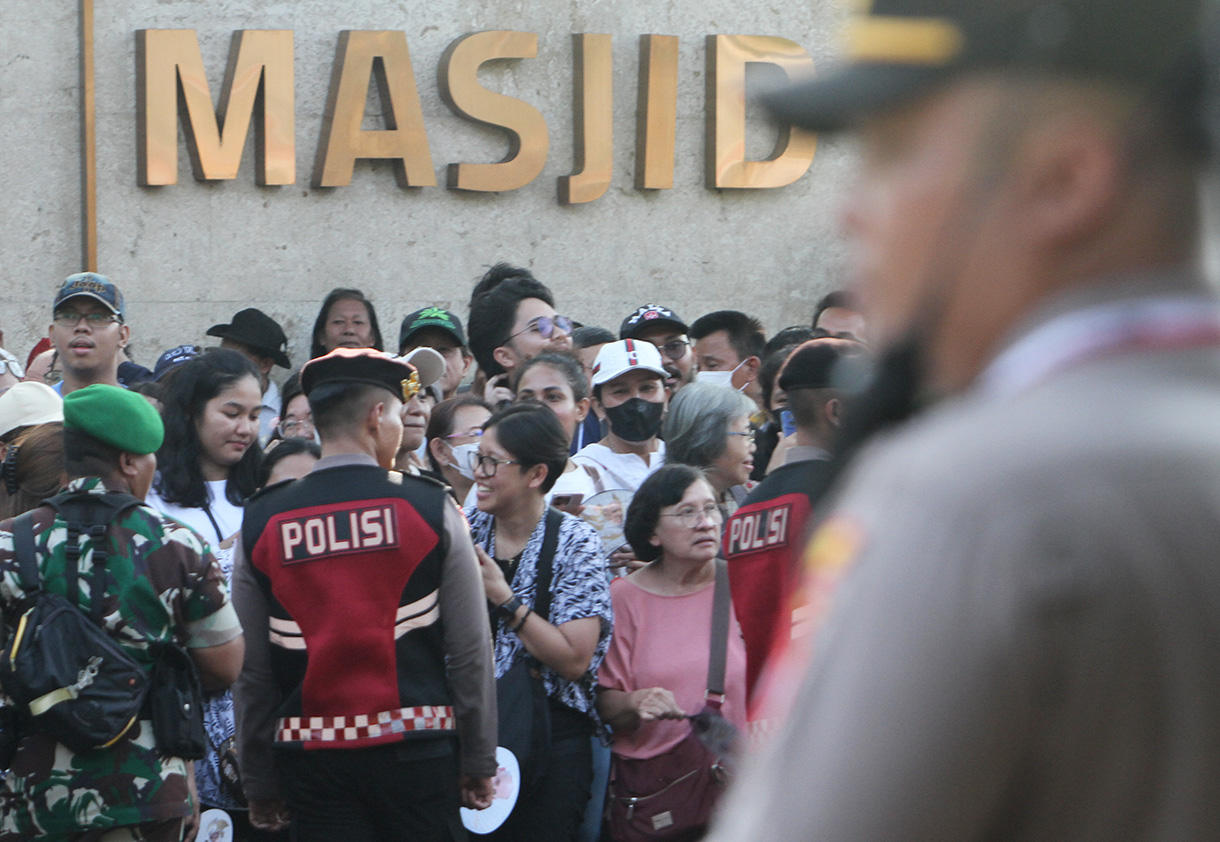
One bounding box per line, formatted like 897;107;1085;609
54;273;126;320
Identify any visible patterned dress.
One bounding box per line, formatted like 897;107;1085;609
464;507;613;721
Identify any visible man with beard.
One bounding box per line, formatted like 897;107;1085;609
706;0;1220;839
618;305;695;395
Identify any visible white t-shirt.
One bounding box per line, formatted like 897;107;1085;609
147;478;244;547
572;440;666;494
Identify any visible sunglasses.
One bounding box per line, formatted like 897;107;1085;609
505;315;574;343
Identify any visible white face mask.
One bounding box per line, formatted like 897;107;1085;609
448;442;480;481
695;359;747;391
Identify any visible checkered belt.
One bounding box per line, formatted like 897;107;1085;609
277;705;456;743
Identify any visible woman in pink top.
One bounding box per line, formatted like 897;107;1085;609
596;465;747;837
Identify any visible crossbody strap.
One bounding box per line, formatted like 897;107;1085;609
533;508;563;623
705;557;731;707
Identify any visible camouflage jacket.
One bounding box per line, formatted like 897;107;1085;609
0;477;242;838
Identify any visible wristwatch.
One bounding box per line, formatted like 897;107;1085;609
494;594;524;623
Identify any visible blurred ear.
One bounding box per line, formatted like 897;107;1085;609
428;436;449;466
824;397;843;428
524;462;548;491
117;323;131;349
1013;114;1123;250
492;345;517;372
737;356;761;387
574;396;591;424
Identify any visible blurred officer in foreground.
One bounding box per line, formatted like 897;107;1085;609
233;348;496;841
707;0;1220;840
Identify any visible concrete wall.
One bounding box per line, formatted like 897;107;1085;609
1;0;851;375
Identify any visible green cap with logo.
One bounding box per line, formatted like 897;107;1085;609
766;0;1206;132
398;306;467;353
63;384;164;455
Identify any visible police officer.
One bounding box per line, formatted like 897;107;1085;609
0;384;244;840
707;0;1220;840
232;348;496;842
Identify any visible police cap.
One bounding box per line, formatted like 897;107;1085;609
767;0;1205;132
301;348;421;403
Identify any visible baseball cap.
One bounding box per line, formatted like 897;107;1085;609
591;339;669;387
400;347;445;391
54;272;126;319
399;307;467;352
0;382;64;441
206;308;291;369
153;345;201;381
765;0;1205;133
619;304;688;340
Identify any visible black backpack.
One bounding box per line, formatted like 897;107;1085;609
0;491;207;759
0;492;150;753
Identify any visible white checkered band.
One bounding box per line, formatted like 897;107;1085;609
276;705;456;744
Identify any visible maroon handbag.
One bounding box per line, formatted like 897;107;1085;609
607;559;735;842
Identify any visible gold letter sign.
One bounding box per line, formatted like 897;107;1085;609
558;34;613;205
137;29;295;185
439;31;549;193
313;31;435;188
636;35;679;191
706;35;817;189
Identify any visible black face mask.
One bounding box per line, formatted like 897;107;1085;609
603;398;665;442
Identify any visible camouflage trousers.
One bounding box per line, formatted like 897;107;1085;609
68;818;186;842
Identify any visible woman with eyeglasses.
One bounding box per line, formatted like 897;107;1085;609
146;348;268;837
596;464;748;841
662;382;758;519
425;395;492;503
272;371;315;443
514;354;599;511
465;403;612;842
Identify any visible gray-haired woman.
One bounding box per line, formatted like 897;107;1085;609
662;382;757;517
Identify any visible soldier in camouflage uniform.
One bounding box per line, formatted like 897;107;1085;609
0;384;244;842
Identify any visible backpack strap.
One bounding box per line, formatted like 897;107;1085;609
11;511;40;596
43;491;143;621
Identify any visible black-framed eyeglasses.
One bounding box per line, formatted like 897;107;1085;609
469;451;524;477
659;503;723;528
505;315;574;344
658;338;690;362
53;310;121;328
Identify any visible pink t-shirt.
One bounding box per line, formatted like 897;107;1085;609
598;574;748;759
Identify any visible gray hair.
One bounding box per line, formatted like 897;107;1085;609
662;382;755;470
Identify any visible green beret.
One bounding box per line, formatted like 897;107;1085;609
63;384;164;455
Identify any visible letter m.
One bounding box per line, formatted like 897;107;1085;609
137;30;294;185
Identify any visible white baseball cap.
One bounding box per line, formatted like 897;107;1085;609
400;346;445;391
0;381;64;441
590;339;669;387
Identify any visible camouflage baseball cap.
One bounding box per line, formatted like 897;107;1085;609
767;0;1206;132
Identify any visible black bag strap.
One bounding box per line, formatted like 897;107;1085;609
44;491;142;622
11;511;40;596
705;557;731;706
533;508;563;624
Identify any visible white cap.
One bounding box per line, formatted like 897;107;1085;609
400;347;445;391
0;381;64;440
590;339;668;387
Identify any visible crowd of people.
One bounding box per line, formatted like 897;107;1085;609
0;267;868;842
